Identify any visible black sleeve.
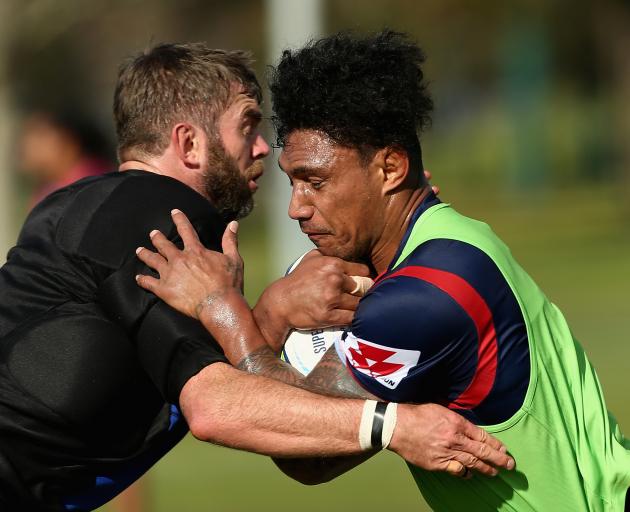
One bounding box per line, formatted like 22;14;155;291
56;172;229;404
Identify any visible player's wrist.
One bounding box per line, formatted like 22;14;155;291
197;289;273;365
196;288;247;324
385;402;413;456
359;400;398;451
253;284;291;349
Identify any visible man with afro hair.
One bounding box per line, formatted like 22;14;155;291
267;30;630;511
134;31;630;511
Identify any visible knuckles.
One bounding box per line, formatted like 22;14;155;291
326;273;344;289
466;455;478;467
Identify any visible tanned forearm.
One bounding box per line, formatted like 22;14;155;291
199;289;371;398
236;345;303;387
273;451;378;485
252;288;290;352
180;362;366;457
236;342;377;400
271;348;379;483
197;288;381;483
236;345;379;483
257;347;379;485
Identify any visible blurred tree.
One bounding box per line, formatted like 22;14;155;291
592;0;630;220
498;18;551;190
0;0;20;262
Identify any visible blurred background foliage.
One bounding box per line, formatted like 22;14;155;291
0;0;628;510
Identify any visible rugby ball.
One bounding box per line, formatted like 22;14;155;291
281;327;344;376
279;252;372;376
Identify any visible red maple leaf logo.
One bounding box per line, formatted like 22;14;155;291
348;341;404;377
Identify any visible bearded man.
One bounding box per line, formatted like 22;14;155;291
0;42;513;511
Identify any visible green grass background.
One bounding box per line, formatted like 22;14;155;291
99;182;630;512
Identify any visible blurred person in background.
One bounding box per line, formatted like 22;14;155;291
0;42;512;511
17;110;112;209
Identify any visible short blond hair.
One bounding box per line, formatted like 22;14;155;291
114;42;261;160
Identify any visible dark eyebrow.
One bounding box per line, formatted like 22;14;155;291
286;165;328;179
243;108;262;122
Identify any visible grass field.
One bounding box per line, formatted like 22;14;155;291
99;183;630;512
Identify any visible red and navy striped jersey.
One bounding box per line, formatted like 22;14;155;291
337;195;530;425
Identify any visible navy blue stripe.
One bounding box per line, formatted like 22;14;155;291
350;237;529;425
391;240;530;424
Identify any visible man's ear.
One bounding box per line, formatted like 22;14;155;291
172;123;204;168
374;146;410;194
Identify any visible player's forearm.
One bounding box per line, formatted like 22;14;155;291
197;288;272;367
197;286;373;405
181;363;517;476
252;284;290;352
235;344;304;387
180;362;365;457
239;344;380;484
196;289;306;387
233;341;378;402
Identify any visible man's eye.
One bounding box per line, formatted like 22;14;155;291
310;180;324;190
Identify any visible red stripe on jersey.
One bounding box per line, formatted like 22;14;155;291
384;266;498;409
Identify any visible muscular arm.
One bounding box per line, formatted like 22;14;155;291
179;357;509;481
249;347;381;484
137;211;516;479
195;285;376;483
236;344;374;399
179;361;366;457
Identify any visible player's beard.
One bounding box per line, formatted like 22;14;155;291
202;138;262;222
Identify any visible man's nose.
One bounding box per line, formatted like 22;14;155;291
288;185;314;221
253;134;270;159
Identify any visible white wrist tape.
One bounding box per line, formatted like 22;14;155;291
381;402;397;449
359;400;398;450
359;400;378;450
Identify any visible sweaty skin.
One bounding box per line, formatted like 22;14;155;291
287;132;337;170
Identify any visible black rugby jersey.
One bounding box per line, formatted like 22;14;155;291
0;170;227;511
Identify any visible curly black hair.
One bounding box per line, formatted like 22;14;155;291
269;30;433;167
